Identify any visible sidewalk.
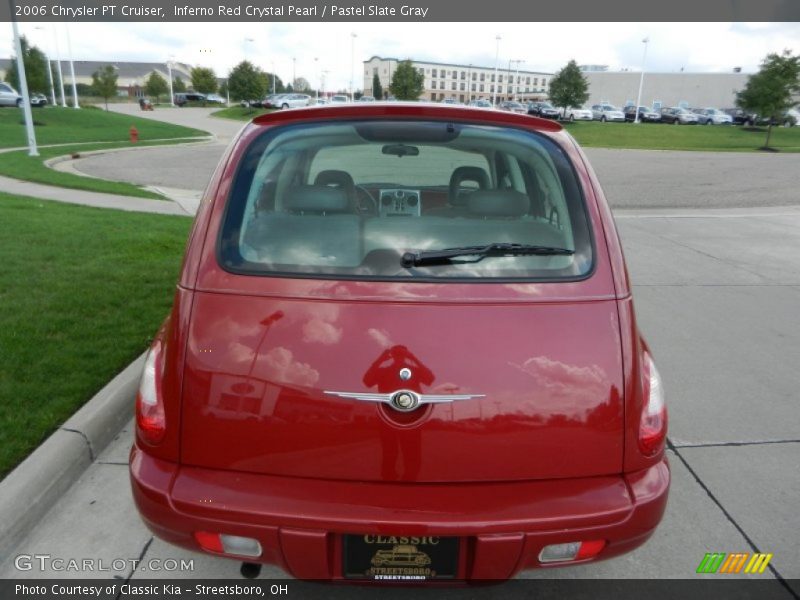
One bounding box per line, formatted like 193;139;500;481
0;173;194;216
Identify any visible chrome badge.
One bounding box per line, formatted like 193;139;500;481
324;389;485;413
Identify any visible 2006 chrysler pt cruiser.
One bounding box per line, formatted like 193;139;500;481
130;103;669;582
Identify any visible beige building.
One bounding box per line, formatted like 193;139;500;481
583;71;751;110
1;59;193;97
363;56;552;103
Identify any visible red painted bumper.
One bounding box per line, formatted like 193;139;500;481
130;447;669;580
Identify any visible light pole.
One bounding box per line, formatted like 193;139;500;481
350;32;357;102
10;3;37;156
292;57;296;90
321;69;329;100
52;25;66;107
314;57;319;100
271;61;276;95
166;56;175;106
492;35;501;106
34;26;56;106
511;59;524;102
634;37;649;124
467;64;472;102
64;24;79;109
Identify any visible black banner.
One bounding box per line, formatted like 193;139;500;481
2;0;800;22
1;579;799;600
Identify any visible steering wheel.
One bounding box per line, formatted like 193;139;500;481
355;185;378;215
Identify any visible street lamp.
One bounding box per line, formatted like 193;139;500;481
166;55;175;106
511;59;524;102
634;37;649;124
467;64;472;102
11;8;37;155
292;56;296;90
51;25;66;107
34;26;56;106
64;24;79;109
314;57;319;100
350;32;357;102
492;35;501;106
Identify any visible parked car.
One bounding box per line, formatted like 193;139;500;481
174;92;206;106
591;104;625;122
261;94;288;109
138;97;154;111
783;108;799;127
330;95;350;104
623;106;660;123
359;95;376;102
205;94;226;105
562;106;593;121
315;97;330;106
0;82;22;107
276;94;312;109
722;108;756;125
131;102;670;582
660;107;699;125
440;97;462;105
499;101;527;114
468;99;493;109
29;92;48;107
527;101;560;119
691;108;733;125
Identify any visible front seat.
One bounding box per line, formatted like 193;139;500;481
427;166;491;217
313;170;357;212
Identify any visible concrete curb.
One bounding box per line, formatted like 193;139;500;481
0;353;145;562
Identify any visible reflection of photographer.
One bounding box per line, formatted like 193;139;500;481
363;345;434;392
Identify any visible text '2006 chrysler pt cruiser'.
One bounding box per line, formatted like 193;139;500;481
130;103;669;582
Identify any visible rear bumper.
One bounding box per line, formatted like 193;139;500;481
130;447;669;581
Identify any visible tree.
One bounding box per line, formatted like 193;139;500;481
91;65;118;110
5;36;49;95
548;60;590;118
144;71;168;104
227;60;267;107
172;76;187;93
190;66;217;94
294;77;311;92
389;60;424;100
736;50;800;149
372;74;383;99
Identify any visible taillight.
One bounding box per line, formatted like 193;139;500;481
135;341;166;445
639;353;667;456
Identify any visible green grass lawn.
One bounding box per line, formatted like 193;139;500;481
211;106;276;121
0;105;208;148
0;141;188;200
0;193;191;478
565;121;800;152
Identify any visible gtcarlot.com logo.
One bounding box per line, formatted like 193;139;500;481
14;554;194;572
696;552;773;574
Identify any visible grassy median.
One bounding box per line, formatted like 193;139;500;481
0;105;207;148
565;121;800;152
0;193;191;479
211;106;276;121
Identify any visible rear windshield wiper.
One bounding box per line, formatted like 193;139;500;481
401;243;574;268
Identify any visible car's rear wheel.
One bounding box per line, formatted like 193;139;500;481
281;103;289;110
569;114;575;122
674;119;679;125
600;115;606;123
16;98;23;108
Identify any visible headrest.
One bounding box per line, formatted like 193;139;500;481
284;185;350;214
449;166;491;206
467;190;530;218
314;170;355;191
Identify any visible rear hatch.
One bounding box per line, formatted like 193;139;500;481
180;292;624;482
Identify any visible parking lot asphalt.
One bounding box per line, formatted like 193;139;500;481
2;107;798;593
2;210;798;592
69;106;800;210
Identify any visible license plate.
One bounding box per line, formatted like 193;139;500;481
343;535;459;581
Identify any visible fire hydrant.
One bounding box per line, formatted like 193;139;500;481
129;125;139;144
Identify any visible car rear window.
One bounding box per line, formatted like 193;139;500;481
219;119;593;281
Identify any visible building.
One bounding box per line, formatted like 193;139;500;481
363;56;552;104
582;70;751;110
1;59;193;97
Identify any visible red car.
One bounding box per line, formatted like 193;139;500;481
130;103;669;582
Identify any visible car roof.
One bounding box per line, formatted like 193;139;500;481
251;102;563;132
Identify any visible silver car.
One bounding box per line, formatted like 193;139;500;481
692;108;733;125
564;106;593;121
0;82;23;107
277;94;312;109
591;104;625;122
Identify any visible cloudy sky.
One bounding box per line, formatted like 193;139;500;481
3;22;799;90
